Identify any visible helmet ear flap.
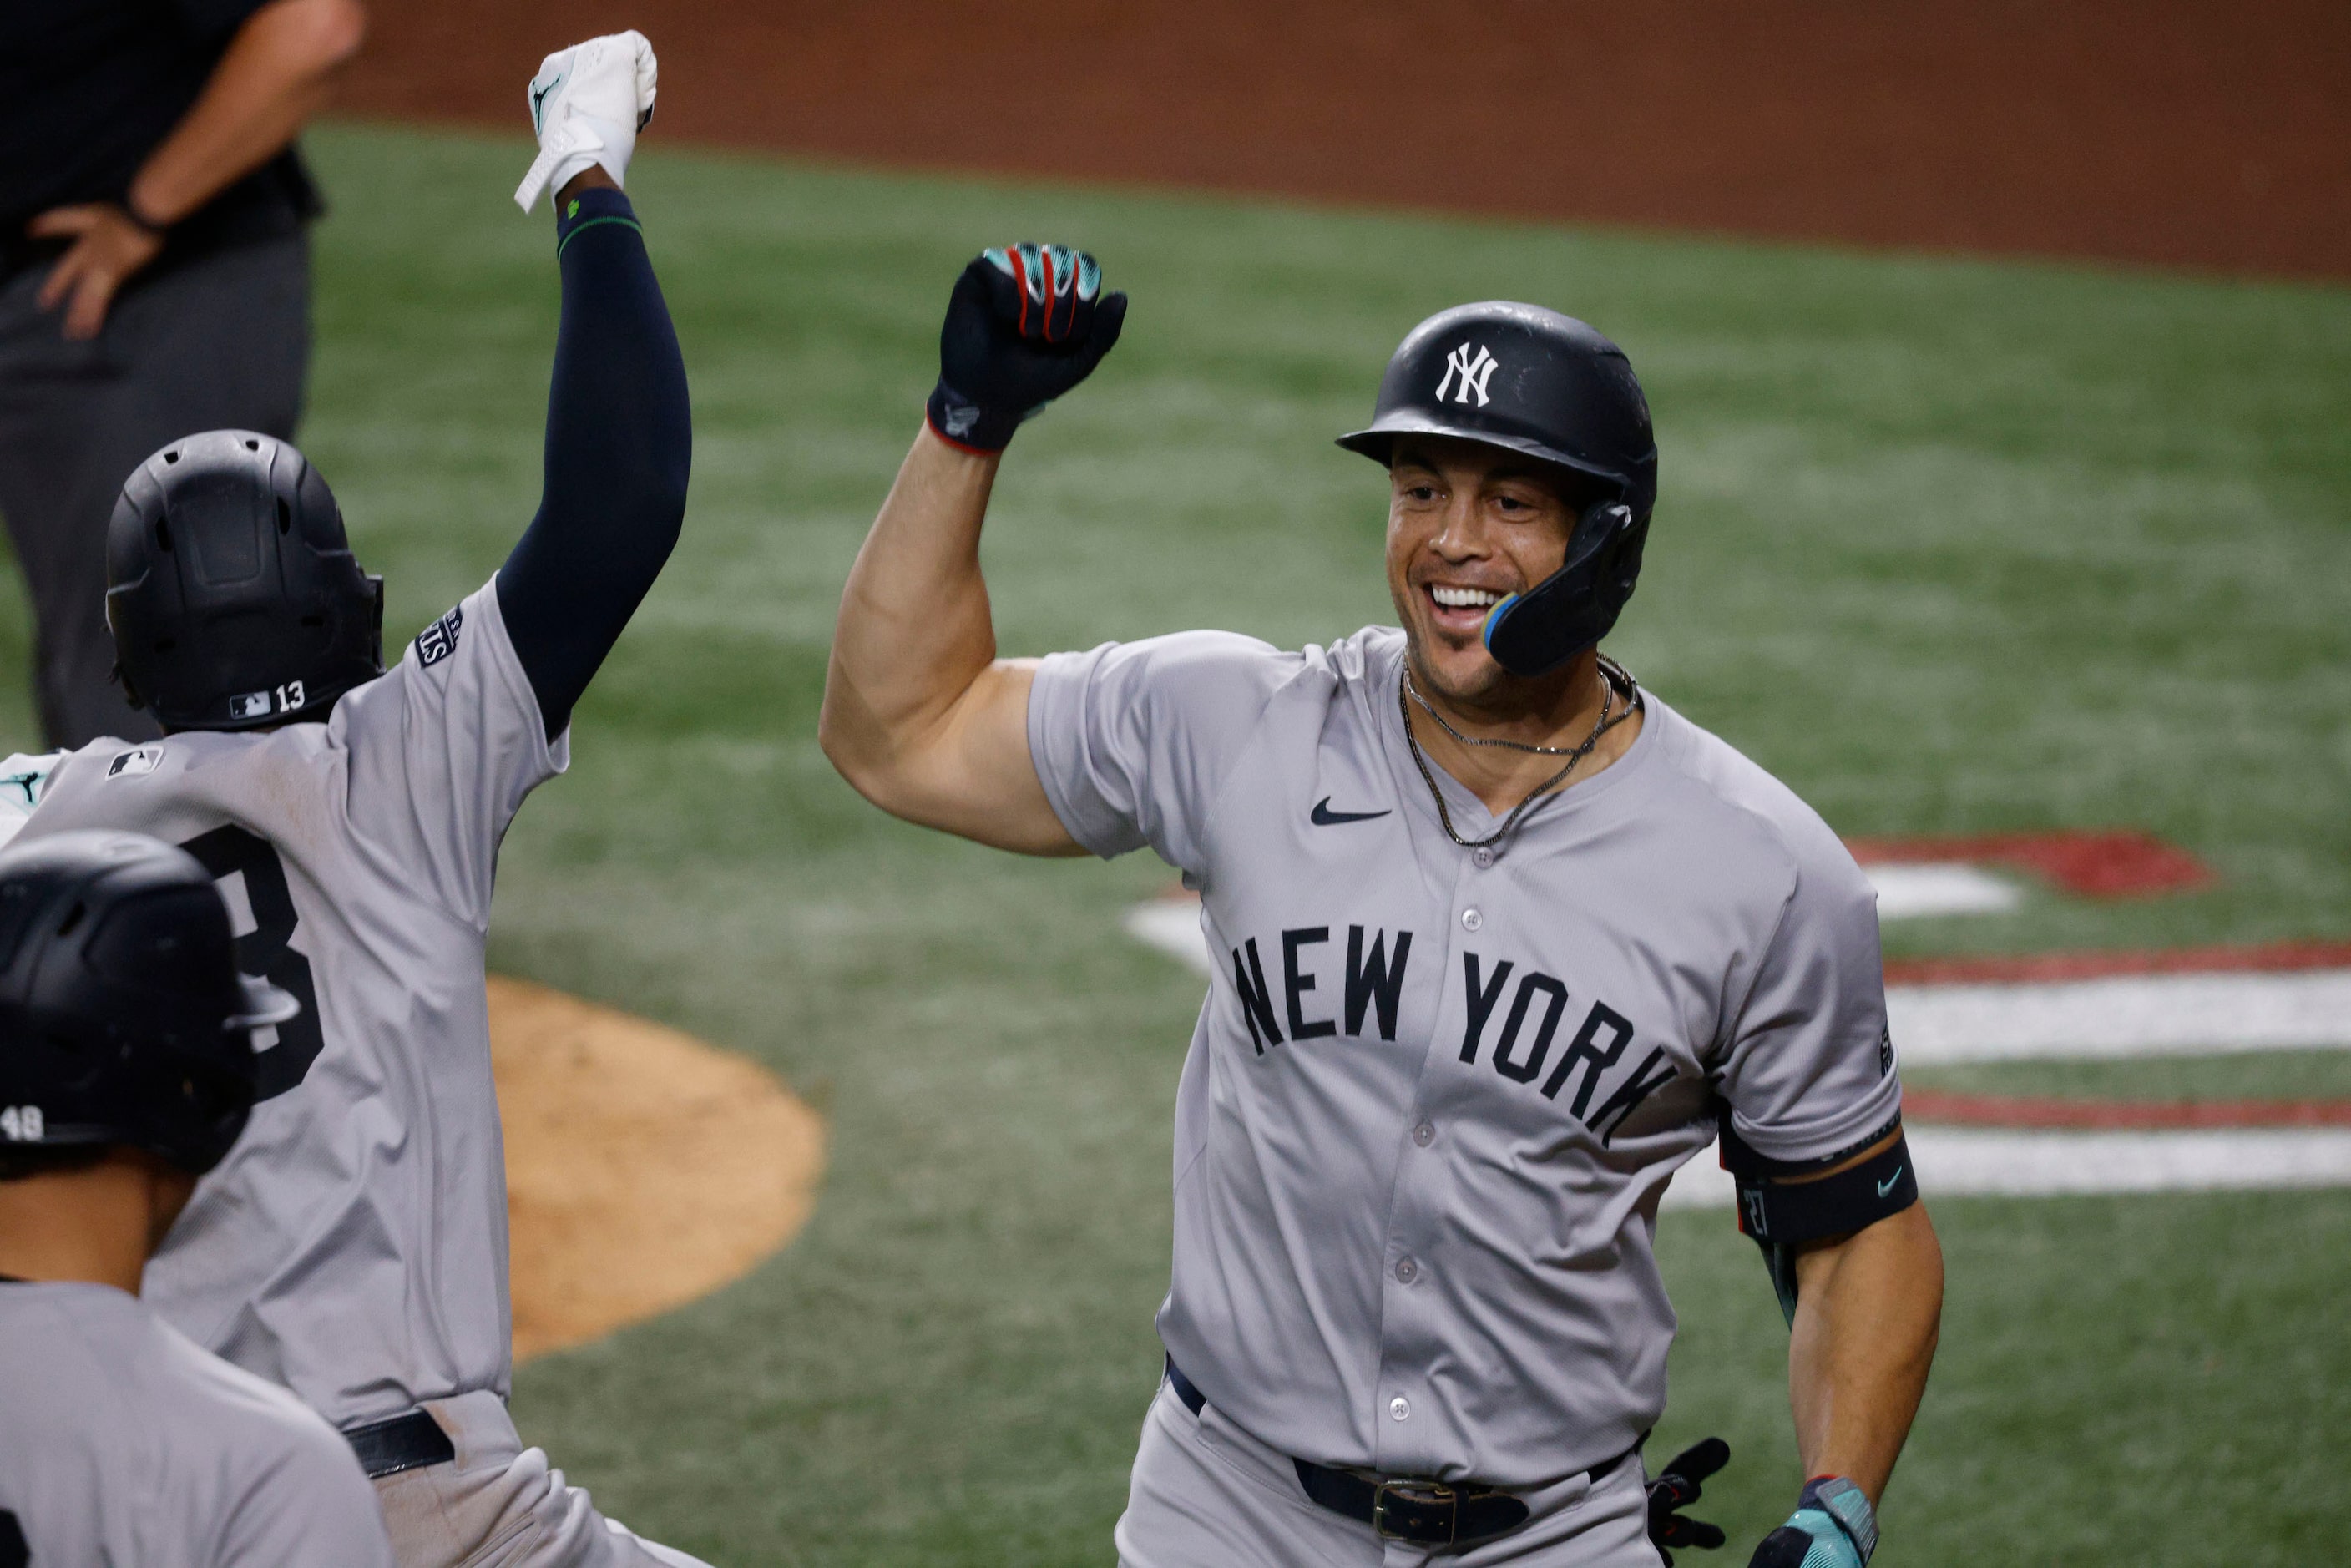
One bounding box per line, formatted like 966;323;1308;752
1605;509;1650;603
1481;500;1641;677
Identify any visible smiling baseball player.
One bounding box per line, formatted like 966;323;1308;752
0;830;395;1568
822;266;1944;1565
6;31;705;1568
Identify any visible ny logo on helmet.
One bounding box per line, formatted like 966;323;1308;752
1435;342;1498;407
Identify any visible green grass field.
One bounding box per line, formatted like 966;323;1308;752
7;120;2347;1563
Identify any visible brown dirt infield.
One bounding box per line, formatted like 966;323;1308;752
488;975;824;1361
340;1;2349;279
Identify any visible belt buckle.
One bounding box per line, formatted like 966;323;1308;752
1372;1478;1458;1542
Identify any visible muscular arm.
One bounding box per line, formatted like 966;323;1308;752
819;427;1079;854
1787;1200;1944;1504
497;171;693;739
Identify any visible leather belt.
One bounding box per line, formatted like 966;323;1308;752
1165;1358;1637;1548
342;1409;456;1479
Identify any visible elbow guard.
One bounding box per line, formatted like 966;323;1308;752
1719;1112;1918;1323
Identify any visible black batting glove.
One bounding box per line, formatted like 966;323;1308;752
1647;1437;1732;1565
926;243;1127;453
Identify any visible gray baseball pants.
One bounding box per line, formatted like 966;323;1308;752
0;233;307;749
1115;1378;1661;1568
371;1392;711;1568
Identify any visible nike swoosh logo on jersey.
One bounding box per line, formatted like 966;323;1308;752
1878;1166;1904;1196
1311;797;1391;826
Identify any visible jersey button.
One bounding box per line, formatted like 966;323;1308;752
1471;847;1496;869
1460;908;1483;933
1395;1257;1418;1283
1413;1120;1435;1147
1389;1395;1411;1421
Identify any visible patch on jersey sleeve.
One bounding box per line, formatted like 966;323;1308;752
415;604;465;667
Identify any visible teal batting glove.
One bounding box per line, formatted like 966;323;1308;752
1746;1476;1877;1568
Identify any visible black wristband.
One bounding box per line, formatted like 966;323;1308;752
119;194;168;236
925;379;1023;454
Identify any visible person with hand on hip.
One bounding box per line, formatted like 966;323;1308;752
0;0;367;749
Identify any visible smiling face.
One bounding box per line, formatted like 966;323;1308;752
1384;436;1596;707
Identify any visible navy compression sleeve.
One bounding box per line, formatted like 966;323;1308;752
497;187;692;738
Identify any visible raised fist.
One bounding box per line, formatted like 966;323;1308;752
514;30;659;212
926;244;1128;453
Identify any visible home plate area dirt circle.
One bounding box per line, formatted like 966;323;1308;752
488;977;826;1362
1120;831;2351;1209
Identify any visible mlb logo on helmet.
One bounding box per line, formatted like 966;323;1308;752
229;691;273;721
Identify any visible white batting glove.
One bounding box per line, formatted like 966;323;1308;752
513;30;659;213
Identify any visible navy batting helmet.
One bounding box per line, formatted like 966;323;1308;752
106;431;385;731
1338;302;1656;677
0;831;297;1176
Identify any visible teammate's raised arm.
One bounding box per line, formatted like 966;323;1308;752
23;34;717;1567
821;245;1125;853
497;31;690;740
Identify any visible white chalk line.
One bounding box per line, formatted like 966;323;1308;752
1864;862;2022;918
1891;970;2351;1062
1124;899;1218;976
1660;1126;2351;1209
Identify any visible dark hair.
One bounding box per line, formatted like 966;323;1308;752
0;1143;110;1182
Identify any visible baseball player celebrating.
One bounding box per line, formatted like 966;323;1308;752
6;32;706;1568
0;830;396;1567
822;261;1944;1565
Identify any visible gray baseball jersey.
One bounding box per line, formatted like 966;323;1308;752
10;579;564;1429
0;1280;397;1566
1029;625;1899;1489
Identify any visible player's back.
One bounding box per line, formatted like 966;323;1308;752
9;579;563;1429
0;1280;395;1567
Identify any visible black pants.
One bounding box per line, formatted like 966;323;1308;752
0;233;309;748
